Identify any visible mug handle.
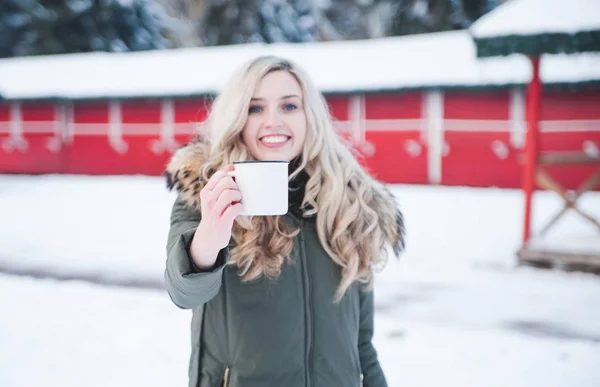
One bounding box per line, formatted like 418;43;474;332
227;171;236;177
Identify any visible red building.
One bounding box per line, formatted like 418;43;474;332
1;31;599;190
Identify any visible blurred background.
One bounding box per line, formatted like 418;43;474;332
0;0;506;56
1;0;599;386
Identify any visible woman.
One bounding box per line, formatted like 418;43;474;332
165;56;405;387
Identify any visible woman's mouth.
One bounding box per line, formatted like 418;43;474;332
260;135;291;148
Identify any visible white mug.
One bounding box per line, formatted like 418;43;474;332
228;160;289;216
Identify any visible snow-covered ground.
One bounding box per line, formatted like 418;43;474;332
1;174;599;387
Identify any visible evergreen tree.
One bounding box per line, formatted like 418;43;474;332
164;0;504;46
200;0;263;45
314;0;396;41
0;0;176;58
152;0;207;47
463;0;501;24
390;0;470;36
0;0;505;56
200;0;317;46
259;0;317;43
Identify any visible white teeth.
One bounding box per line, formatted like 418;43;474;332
261;135;288;144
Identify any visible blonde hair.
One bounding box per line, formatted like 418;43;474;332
197;56;402;301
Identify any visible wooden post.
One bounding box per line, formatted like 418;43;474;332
523;56;542;245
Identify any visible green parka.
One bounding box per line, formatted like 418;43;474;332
164;141;405;387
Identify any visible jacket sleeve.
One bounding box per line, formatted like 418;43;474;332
164;197;228;310
359;287;388;387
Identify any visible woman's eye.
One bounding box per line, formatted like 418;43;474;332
249;105;262;114
283;103;297;111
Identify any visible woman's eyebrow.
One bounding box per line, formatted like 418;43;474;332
250;94;301;101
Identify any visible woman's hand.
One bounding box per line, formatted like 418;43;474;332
190;165;243;269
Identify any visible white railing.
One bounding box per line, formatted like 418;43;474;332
2;119;599;136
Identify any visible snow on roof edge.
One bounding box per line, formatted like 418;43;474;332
1;30;599;101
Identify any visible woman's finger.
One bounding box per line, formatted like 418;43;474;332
222;202;244;224
214;189;243;217
204;170;228;192
211;175;238;197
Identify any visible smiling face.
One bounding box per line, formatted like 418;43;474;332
242;70;307;161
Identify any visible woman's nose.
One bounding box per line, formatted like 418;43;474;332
264;107;282;128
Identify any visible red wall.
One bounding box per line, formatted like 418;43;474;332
120;99;167;175
442;91;518;188
0;102;65;174
363;92;427;184
63;99;208;175
1;90;598;192
66;101;110;174
0;103;17;172
539;90;600;190
174;98;210;145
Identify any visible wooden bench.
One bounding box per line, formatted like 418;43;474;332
534;151;600;236
518;151;600;271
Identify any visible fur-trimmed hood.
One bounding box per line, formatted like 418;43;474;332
165;139;405;256
165;139;211;212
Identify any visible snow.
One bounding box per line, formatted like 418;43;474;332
1;174;600;387
528;229;600;255
0;274;191;387
471;0;600;38
0;175;175;286
0;30;599;101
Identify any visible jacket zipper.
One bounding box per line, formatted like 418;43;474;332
223;366;230;387
299;225;313;387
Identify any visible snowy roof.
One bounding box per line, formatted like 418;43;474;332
0;30;599;101
470;0;600;57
